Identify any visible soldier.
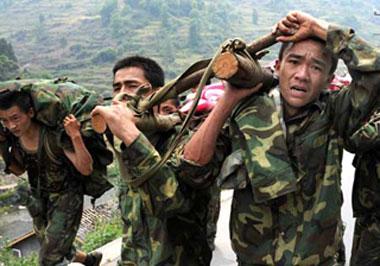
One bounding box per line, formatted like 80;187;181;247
93;10;380;264
347;109;380;266
110;56;213;265
179;11;380;265
99;11;380;265
0;90;102;266
157;97;179;115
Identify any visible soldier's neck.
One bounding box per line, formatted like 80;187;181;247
19;122;41;153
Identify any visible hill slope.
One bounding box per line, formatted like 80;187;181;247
0;0;379;91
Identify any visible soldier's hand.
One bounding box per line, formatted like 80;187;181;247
91;99;140;146
222;81;263;106
274;11;328;42
63;114;81;139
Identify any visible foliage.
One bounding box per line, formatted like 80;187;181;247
80;213;123;252
100;0;118;26
0;0;379;91
0;38;17;62
0;248;38;266
252;8;258;25
0;0;12;10
34;14;48;43
91;48;117;64
0;54;19;81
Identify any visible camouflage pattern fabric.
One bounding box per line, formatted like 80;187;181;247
171;25;380;265
0;78;113;198
346;110;380;265
0;78;102;134
118;131;216;266
350;216;380;266
2;127;84;266
30;187;83;266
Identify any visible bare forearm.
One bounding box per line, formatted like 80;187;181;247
311;18;328;41
66;135;93;175
184;96;236;165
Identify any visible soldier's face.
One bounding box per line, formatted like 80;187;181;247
158;99;178;115
275;39;333;117
112;67;152;97
0;105;34;137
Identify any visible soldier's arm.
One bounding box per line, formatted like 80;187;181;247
326;25;380;137
92;102;194;213
275;11;380;136
63;114;93;176
0;129;25;176
183;82;262;166
346;108;380;152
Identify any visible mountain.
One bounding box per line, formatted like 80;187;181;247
0;0;379;92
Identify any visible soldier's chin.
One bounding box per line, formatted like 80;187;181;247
11;131;21;136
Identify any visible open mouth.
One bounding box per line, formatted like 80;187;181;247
291;86;307;93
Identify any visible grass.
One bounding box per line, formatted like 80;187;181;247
80;213;123;253
0;248;38;266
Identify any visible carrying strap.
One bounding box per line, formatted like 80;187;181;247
125;45;224;188
35;126;47;197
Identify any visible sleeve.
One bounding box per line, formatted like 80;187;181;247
121;129;230;217
0;137;25;175
121;133;193;217
327;25;380;138
346;108;380;153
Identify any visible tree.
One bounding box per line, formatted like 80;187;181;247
0;0;12;10
92;48;117;64
252;8;258;25
0;39;19;80
35;14;48;43
0;55;19;81
187;16;202;48
0;38;17;62
100;0;118;27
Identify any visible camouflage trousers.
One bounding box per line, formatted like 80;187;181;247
206;184;221;251
28;188;83;266
350;215;380;266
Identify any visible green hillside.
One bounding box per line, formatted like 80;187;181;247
0;0;379;92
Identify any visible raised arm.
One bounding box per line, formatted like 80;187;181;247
277;11;380;138
183;82;262;165
63;114;93;176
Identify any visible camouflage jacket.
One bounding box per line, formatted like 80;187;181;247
0;126;82;193
172;25;380;266
119;129;216;266
348;109;380;218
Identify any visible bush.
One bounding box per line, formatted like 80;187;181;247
0;248;38;266
0;55;19;81
91;48;117;64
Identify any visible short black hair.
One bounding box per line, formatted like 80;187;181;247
0;90;33;113
278;37;338;75
112;56;165;89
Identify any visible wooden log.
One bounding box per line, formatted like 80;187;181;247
92;32;279;132
246;32;278;56
212;33;278;88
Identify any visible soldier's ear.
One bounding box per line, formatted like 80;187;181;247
274;59;281;75
27;107;35;118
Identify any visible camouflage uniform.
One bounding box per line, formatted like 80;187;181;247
1;127;84;266
0;79;110;266
118;129;216;266
144;25;380;266
347;110;380;266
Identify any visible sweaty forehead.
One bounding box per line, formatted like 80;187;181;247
0;105;23;117
113;67;148;84
283;39;332;64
